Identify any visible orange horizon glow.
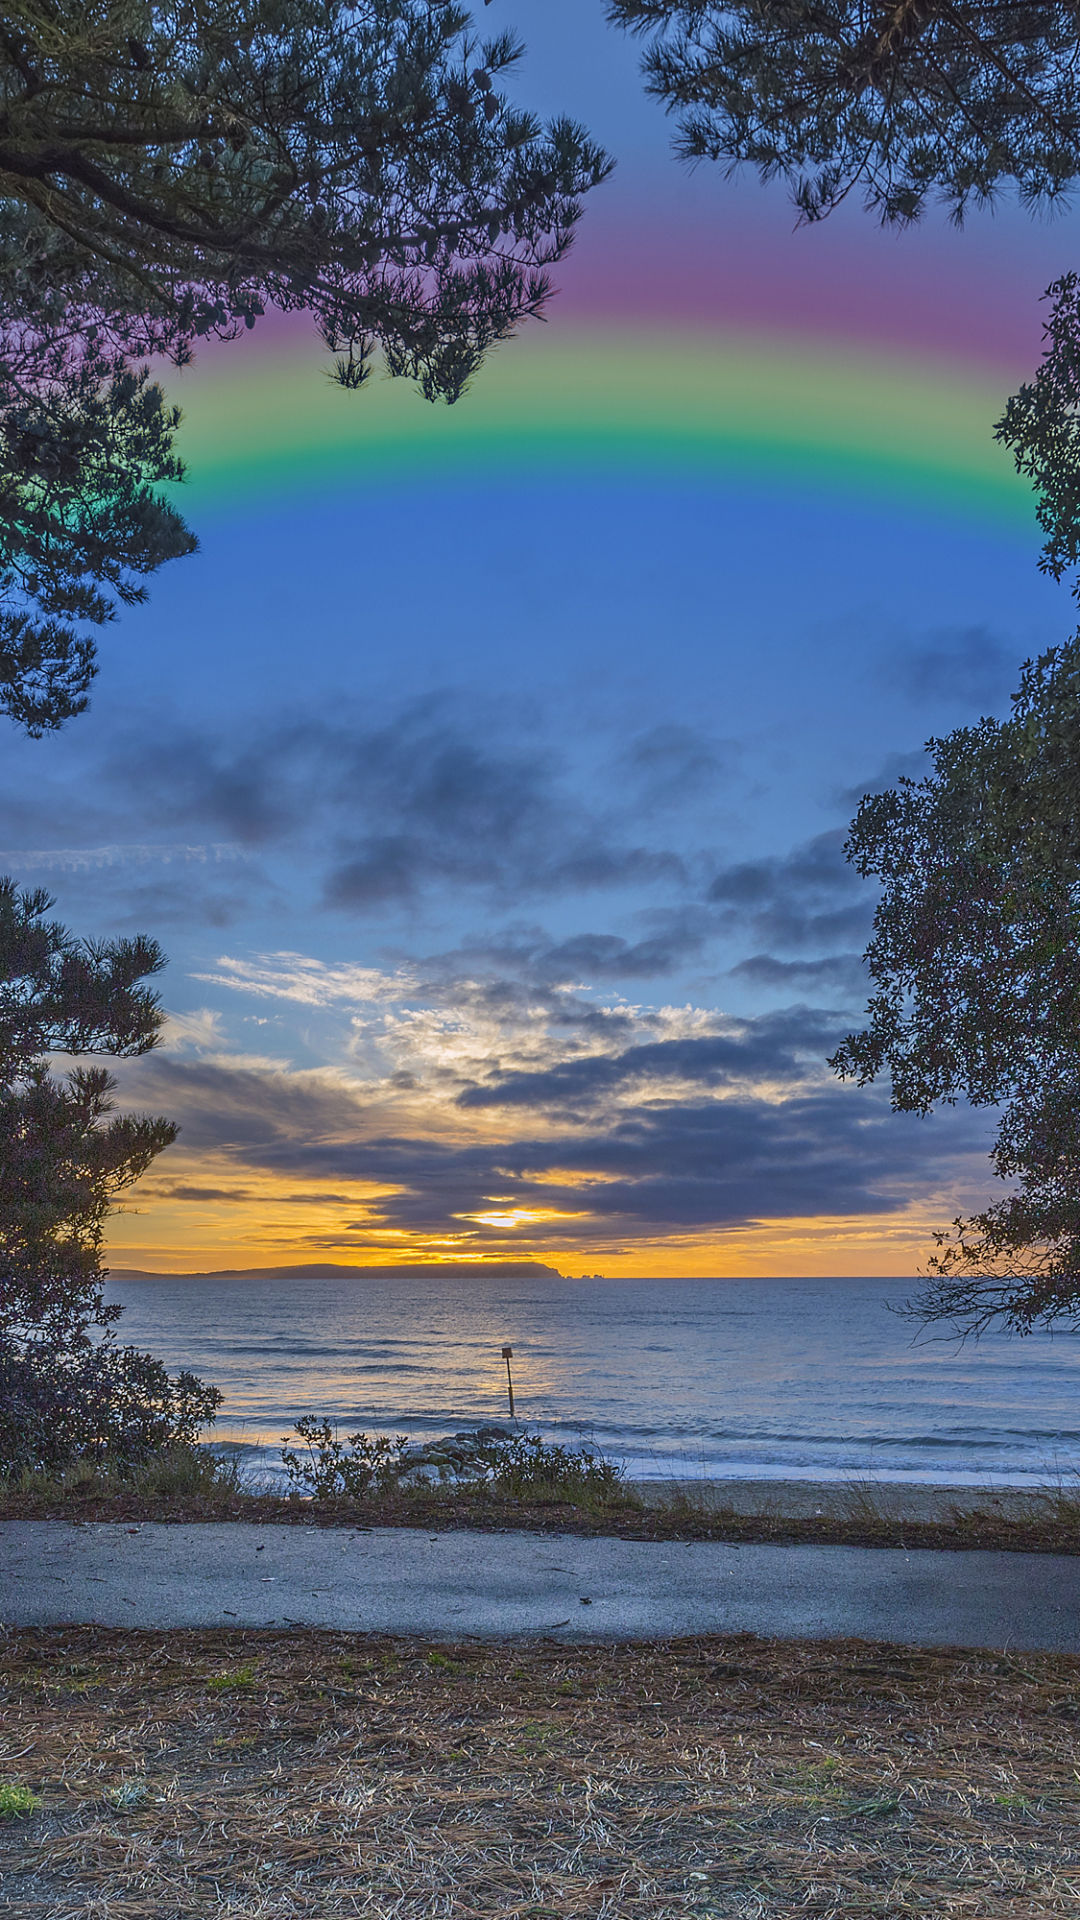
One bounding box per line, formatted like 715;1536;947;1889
105;1159;950;1280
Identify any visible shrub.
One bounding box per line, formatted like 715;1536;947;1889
0;1335;222;1479
481;1432;627;1503
280;1418;409;1498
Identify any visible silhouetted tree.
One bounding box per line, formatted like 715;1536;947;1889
606;4;1079;224
831;637;1080;1334
0;878;217;1473
0;0;610;728
607;3;1080;586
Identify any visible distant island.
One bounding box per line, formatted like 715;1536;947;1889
107;1261;565;1280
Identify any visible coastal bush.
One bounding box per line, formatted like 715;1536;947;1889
279;1418;410;1498
3;1445;242;1506
0;1338;221;1479
482;1432;628;1503
278;1418;628;1505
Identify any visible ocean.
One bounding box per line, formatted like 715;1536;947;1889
104;1271;1080;1489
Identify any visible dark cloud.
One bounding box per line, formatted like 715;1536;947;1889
144;1184;359;1205
120;1057;373;1157
728;951;867;997
881;625;1018;711
117;1044;990;1239
616;723;733;808
145;1184;255;1202
834;748;931;813
455;1007;846;1114
482;1094;966;1227
534;929;703;981
0;695;703;925
411;912;715;987
706;830;875;952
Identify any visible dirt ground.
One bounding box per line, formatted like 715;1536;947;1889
1;1625;1078;1917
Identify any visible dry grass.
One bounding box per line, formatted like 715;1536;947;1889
1;1626;1079;1917
4;1474;1080;1556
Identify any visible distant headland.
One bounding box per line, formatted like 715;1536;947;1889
107;1261;565;1280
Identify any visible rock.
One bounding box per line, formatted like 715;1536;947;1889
392;1427;517;1482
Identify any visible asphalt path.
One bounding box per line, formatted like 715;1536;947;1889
2;1522;1079;1648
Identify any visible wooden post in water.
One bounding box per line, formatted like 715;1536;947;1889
501;1345;515;1418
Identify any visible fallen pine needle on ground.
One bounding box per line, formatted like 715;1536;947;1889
1;1627;1078;1916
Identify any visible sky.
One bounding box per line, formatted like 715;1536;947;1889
13;0;1079;1277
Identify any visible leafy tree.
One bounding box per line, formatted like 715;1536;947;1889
830;636;1080;1334
0;0;611;730
606;3;1080;579
994;271;1080;598
0;877;218;1473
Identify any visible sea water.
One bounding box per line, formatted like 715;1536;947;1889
103;1271;1080;1489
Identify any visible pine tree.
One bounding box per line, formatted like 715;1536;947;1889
0;0;611;729
606;4;1080;225
0;879;216;1473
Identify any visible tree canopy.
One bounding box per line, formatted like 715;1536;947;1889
831;637;1080;1335
607;4;1080;586
0;877;222;1473
0;877;176;1345
0;0;610;731
606;3;1080;225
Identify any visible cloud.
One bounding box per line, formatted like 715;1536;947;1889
455;1007;845;1113
727;951;868;997
833;749;931;813
0;694;715;933
706;830;875;952
116;1041;987;1243
881;625;1018;710
193;953;419;1007
0;842;246;873
113;955;991;1249
102;698;694;909
161;1008;228;1052
616;722;734;808
404;914;716;987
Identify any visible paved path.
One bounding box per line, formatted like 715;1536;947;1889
3;1523;1079;1648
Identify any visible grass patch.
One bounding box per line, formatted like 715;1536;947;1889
205;1662;258;1691
1;1626;1079;1914
0;1783;39;1819
1;1445;249;1510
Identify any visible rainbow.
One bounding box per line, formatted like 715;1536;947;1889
171;321;1036;534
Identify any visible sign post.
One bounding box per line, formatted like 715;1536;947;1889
501;1345;515;1418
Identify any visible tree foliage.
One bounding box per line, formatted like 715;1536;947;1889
0;0;611;730
607;3;1080;583
606;3;1080;225
0;875;174;1341
994;271;1080;595
0;879;216;1473
0;0;608;393
0;347;196;733
831;637;1080;1334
